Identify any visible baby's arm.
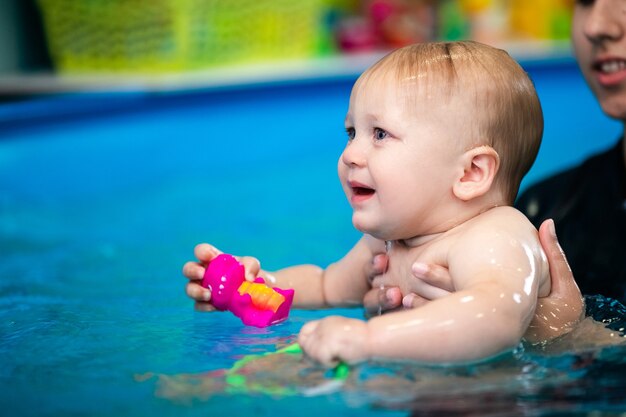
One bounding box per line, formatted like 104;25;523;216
364;219;583;341
262;234;382;308
183;235;384;309
299;210;549;365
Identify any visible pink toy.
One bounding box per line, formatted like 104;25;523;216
201;254;294;327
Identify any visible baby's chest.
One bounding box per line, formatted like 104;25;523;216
380;243;448;293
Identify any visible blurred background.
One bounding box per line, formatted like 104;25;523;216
0;0;575;97
4;3;625;415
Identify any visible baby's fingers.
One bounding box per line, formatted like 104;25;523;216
298;320;319;342
194;301;216;312
194;243;223;264
298;321;338;367
186;281;211;303
298;321;320;357
182;261;205;281
238;256;261;281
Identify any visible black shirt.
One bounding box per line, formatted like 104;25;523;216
515;138;626;304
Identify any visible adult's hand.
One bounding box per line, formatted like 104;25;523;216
362;254;453;317
362;253;401;317
525;219;585;343
398;262;453;308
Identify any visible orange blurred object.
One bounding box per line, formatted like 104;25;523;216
238;281;286;313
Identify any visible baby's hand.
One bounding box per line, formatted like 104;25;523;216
298;316;369;367
181;243;262;311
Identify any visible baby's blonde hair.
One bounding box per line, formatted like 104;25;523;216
356;41;543;204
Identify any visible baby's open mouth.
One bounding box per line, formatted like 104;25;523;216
353;186;375;196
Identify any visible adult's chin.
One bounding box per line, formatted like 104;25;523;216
587;80;626;121
598;96;626;121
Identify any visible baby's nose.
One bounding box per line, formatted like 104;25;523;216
341;141;367;167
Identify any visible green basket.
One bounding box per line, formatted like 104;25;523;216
38;0;331;73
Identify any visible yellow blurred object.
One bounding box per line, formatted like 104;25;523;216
459;0;492;14
509;0;573;40
37;0;330;73
238;281;285;313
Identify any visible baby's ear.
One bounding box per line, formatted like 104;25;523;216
453;146;499;201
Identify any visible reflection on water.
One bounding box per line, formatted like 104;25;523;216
148;296;626;417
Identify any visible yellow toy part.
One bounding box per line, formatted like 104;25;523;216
238;281;286;313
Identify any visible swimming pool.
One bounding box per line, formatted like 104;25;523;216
1;57;626;416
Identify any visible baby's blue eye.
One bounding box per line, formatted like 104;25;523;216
346;127;355;140
374;128;388;140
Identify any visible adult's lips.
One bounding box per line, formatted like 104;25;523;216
592;57;626;87
594;58;626;74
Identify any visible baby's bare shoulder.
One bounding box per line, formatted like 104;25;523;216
450;206;549;292
449;206;543;264
463;206;536;237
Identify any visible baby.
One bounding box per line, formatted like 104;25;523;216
185;41;579;365
298;40;550;365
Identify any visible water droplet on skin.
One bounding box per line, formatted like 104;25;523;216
378;241;393;316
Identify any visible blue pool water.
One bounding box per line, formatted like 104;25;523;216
1;57;626;416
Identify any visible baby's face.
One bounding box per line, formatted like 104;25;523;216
338;72;475;240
